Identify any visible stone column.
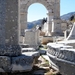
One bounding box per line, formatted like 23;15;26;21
53;0;60;19
19;3;27;44
0;0;21;56
19;12;27;44
51;0;62;35
20;2;27;35
51;19;62;36
46;9;53;36
20;12;27;36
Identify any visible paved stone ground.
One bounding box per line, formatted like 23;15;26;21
0;56;61;75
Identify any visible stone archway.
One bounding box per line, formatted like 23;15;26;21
19;0;60;36
27;3;48;22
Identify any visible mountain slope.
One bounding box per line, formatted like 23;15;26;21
61;12;75;20
27;19;42;29
27;12;75;29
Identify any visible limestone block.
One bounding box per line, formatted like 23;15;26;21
12;55;34;72
61;23;67;31
0;56;11;72
0;45;21;56
24;29;39;49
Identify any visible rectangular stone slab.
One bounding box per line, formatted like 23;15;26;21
12;54;34;72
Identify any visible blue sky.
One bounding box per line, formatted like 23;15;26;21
28;0;75;22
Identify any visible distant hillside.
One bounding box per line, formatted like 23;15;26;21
61;12;75;20
27;12;75;29
27;19;42;29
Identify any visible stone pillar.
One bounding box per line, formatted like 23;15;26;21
19;12;27;44
20;12;27;36
0;0;21;56
19;3;27;44
46;9;53;36
51;19;62;35
54;0;60;19
51;0;63;36
20;2;27;35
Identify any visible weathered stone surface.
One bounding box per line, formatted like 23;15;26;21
0;45;21;56
24;29;39;49
0;0;6;44
47;43;75;62
0;0;19;45
22;51;40;58
48;53;75;75
21;44;29;48
22;48;36;52
0;56;11;72
12;55;34;72
0;0;21;56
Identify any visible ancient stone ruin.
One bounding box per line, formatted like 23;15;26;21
0;0;40;72
0;0;69;73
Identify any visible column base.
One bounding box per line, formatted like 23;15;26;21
0;45;21;56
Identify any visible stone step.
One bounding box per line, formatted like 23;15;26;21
22;48;40;58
